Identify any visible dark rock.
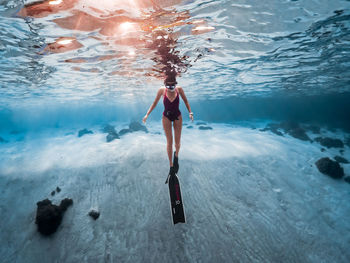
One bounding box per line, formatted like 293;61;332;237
314;137;344;148
315;157;344;179
0;136;7;143
88;209;100;220
78;129;93;137
119;128;132;136
279;121;299;132
199;126;213;130
263;123;284;136
334;156;349;164
196;122;207;126
251;126;256;130
60;198;73;211
56;187;61;193
287;127;311;141
102;124;116;134
270;128;283;136
183;123;188;126
10;130;21;135
321;148;326;152
129;121;148;133
263;122;310;139
260;123;280;136
344;176;350;184
305;125;321;134
106;131;119;142
35;198;73;236
51;191;55;196
339;149;344;155
187;126;193;129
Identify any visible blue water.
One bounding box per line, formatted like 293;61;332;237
0;0;350;131
1;1;350;262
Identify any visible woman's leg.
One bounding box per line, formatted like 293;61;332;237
173;115;182;157
162;116;173;167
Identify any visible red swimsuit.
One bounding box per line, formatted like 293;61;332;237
163;88;181;121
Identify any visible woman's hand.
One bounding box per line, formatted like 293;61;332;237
142;114;148;124
189;112;194;122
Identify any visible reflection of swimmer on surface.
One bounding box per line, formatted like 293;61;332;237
18;0;214;78
41;37;83;54
17;0;78;18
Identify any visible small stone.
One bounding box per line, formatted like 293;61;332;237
187;126;193;129
89;209;100;220
60;198;73;211
129;121;148;133
78;129;93;137
106;132;119;142
119;128;132;136
56;187;61;193
102;124;116;134
51;191;55;196
196;122;207;126
321;148;326;152
199;126;213;130
344;176;350;184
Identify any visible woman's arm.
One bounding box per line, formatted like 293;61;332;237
143;88;164;123
178;87;194;121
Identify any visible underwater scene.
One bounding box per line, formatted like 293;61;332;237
1;0;350;262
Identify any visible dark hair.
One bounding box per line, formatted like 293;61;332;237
164;73;177;85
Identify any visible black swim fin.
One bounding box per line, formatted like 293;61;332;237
165;166;175;184
173;151;179;174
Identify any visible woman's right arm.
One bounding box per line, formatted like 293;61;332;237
143;88;163;123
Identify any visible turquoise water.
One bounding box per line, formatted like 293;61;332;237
0;0;350;130
1;1;350;262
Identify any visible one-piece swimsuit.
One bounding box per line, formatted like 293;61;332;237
163;88;181;121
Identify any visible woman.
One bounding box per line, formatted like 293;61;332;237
143;75;193;180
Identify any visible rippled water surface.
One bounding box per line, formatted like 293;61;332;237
0;0;350;104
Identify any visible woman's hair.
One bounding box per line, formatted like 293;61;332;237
164;72;177;84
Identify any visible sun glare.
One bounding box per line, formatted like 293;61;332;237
49;0;63;5
193;26;215;31
57;39;73;45
120;22;134;31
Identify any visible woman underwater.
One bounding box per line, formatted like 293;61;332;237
143;74;193;181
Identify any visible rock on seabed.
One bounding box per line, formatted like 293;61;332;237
315;157;344;179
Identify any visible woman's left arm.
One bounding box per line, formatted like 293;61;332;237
178;87;194;121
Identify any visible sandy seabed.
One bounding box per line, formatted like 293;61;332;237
0;122;349;263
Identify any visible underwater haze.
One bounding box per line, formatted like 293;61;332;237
1;0;350;262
